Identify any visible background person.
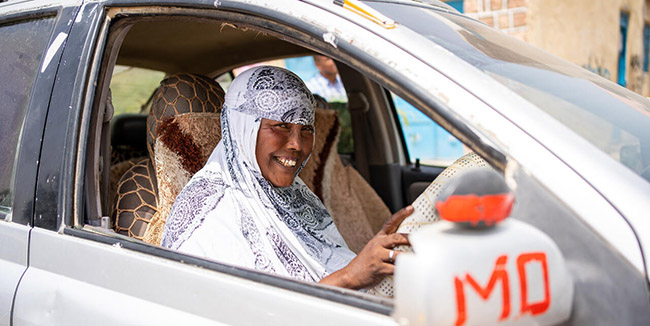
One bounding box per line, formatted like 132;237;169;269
306;55;348;103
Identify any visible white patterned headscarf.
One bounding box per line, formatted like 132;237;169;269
161;66;355;281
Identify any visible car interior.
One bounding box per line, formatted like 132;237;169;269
72;7;521;312
80;8;470;250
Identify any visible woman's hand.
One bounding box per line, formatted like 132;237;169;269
319;205;414;290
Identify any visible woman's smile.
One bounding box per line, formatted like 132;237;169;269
274;155;298;168
256;118;314;187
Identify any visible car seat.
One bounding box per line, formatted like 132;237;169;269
299;106;392;253
112;73;225;241
109;114;149;207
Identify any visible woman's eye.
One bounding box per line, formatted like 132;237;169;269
302;126;315;133
273;123;289;129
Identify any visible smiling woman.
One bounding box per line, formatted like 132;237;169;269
161;66;353;279
161;66;411;290
256;119;314;187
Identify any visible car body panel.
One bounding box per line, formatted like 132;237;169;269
13;227;397;325
33;0;101;230
0;222;29;325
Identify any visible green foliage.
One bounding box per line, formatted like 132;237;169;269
110;66;165;118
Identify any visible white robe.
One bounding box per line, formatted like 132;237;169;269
161;66;355;281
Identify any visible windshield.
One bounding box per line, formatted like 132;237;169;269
366;1;650;182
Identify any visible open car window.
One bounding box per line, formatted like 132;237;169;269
80;4;504;294
85;8;421;308
79;4;469;301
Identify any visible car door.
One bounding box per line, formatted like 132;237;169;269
11;1;405;325
0;1;74;324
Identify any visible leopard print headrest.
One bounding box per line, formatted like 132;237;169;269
146;73;225;159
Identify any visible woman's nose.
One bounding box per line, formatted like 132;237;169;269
286;127;303;151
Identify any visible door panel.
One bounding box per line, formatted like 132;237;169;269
400;164;444;205
13;268;223;326
14;228;397;326
0;222;29;325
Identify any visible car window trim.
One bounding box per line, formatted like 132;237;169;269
2;6;71;226
63;227;393;315
385;88;412;165
0;6;57;24
73;4;507;311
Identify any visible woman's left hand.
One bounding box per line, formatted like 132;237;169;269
319;205;414;290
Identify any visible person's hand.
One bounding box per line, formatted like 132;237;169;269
319;205;414;289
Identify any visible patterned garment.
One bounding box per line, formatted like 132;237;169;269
161;66;355;281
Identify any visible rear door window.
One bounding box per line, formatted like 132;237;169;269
0;17;56;215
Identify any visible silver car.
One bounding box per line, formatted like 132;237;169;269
1;0;649;325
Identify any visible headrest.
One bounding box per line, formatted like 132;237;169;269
299;107;339;200
111;114;148;151
146;73;225;159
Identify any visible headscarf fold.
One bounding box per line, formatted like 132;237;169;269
161;66;354;281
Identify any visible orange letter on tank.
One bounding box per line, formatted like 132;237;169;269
454;255;511;326
517;252;550;316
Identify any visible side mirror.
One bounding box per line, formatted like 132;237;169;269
393;168;573;326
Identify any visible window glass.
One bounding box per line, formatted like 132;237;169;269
392;93;465;166
366;3;650;183
109;65;166;117
0;17;56;214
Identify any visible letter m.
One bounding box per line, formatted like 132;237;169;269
454;255;511;326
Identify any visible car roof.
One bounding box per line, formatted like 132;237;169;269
117;18;313;76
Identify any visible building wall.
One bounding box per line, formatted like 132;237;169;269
461;0;650;96
464;0;529;40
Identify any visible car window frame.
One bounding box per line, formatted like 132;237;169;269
0;15;56;218
69;3;424;314
77;4;509;231
0;3;77;226
69;1;517;314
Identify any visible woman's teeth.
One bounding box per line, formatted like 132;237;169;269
276;157;297;167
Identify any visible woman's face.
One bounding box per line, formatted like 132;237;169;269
256;118;314;187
